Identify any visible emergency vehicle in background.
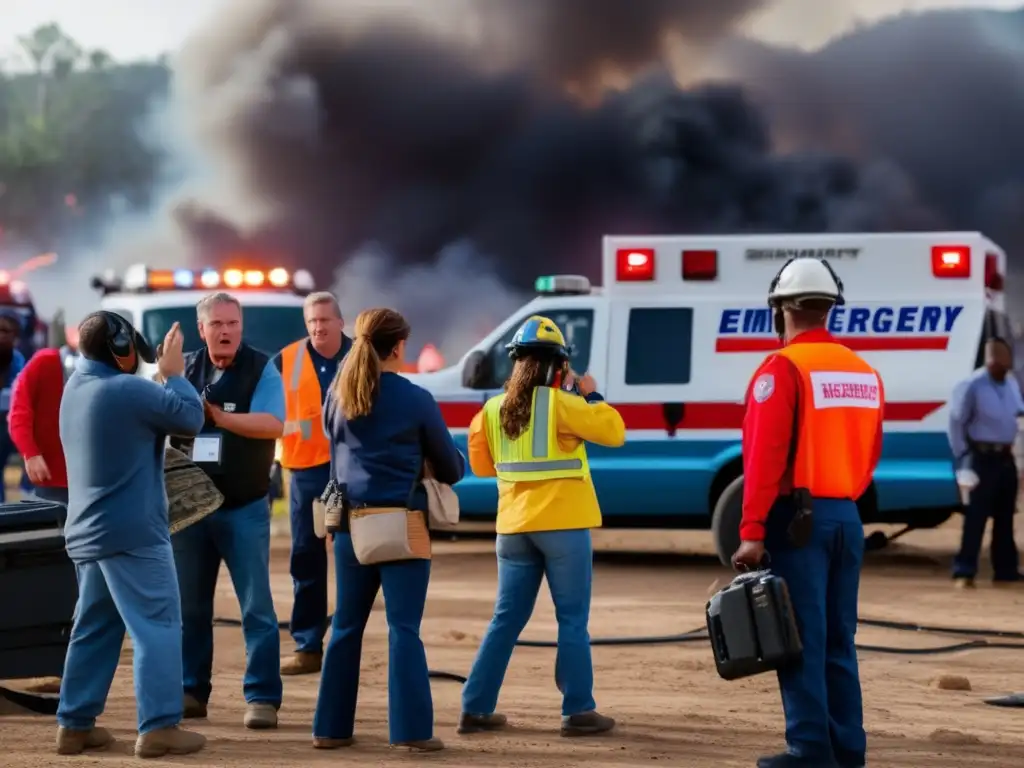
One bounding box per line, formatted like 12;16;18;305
91;264;312;485
406;232;1009;547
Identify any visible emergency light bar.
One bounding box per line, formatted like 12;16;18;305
93;265;315;296
534;275;592;295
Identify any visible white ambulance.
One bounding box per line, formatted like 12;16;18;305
408;232;1009;551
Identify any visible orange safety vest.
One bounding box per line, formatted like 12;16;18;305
279;339;332;470
774;342;883;499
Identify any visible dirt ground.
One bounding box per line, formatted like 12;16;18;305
3;521;1024;767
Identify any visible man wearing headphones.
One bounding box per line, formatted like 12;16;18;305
56;312;207;758
732;258;883;768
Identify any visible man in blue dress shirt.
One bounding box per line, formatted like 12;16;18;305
947;336;1023;588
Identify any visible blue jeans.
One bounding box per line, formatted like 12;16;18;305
462;529;596;717
58;542;183;734
765;497;866;766
313;533;433;743
288;464;330;653
172;497;282;706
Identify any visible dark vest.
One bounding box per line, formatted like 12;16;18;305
170;343;276;509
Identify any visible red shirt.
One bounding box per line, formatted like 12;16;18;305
739;329;883;542
8;349;67;488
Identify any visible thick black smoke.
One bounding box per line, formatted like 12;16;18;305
168;1;1024;349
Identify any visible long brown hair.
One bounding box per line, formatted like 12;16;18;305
500;356;555;439
333;308;411;420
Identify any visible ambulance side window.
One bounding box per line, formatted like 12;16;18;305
625;307;694;385
482;309;594;389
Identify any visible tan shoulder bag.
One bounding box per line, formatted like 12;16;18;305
348;471;431;565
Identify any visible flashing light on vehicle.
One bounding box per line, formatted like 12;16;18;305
931;245;970;278
984;252;1004;291
92;264;315;296
616;248;655;281
534;275;591;295
682;250;718;281
173;269;194;288
0;271;9;286
223;268;244;288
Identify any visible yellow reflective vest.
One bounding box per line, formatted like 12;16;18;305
482;386;590;482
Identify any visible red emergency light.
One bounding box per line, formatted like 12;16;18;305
985;252;1004;291
682;250;718;280
931;245;970;278
616;248;655;281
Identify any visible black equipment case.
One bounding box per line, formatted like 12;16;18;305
0;500;76;680
706;569;803;681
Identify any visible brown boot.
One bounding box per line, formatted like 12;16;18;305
134;726;206;758
561;710;615;737
457;712;508;734
313;736;355;749
55;726;114;755
281;651;322;676
392;737;445;752
244;702;279;730
182;693;207;719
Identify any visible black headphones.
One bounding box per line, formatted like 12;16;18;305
99;311;155;374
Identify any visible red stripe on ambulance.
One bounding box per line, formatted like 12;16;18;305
716;336;950;353
437;400;943;430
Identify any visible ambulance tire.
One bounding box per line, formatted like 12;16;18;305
711;475;744;567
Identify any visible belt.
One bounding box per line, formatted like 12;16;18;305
971;442;1014;455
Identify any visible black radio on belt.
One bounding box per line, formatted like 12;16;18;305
706;568;803;681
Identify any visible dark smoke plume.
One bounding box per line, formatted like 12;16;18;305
169;1;1024;350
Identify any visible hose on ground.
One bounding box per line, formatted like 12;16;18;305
207;613;1024;687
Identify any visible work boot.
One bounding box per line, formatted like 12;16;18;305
55;726;114;755
182;693;207;719
391;738;445;751
281;650;322;676
457;712;508;734
313;736;355;749
244;702;279;729
954;576;975;589
560;710;615;737
757;752;840;768
134;726;206;758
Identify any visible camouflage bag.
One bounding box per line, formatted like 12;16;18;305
165;445;224;534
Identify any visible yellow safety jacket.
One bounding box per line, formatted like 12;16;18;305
482;386;590;482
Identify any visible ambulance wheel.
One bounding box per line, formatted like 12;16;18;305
711;475;744;567
864;530;890;552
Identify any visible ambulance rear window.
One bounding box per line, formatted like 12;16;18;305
625;308;693;385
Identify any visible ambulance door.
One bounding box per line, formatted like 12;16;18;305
601;298;700;516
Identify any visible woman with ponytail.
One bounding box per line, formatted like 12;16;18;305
312;308;465;752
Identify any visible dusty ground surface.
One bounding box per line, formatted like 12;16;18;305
3;520;1024;767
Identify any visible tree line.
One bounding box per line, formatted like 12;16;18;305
0;23;171;250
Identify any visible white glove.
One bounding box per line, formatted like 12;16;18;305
956;468;979;490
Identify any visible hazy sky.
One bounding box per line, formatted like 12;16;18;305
1;0;1022;65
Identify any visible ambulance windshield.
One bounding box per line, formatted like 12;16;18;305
141;306;307;357
485;309;594;387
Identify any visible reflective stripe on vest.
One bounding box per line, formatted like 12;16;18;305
280;340;331;469
482;386;588;481
772;342;883;499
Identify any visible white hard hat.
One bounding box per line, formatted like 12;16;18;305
768;258;845;306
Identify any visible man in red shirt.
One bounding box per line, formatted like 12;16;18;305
9;347;68;505
733;258;883;768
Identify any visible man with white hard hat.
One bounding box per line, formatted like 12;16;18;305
732;257;883;768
